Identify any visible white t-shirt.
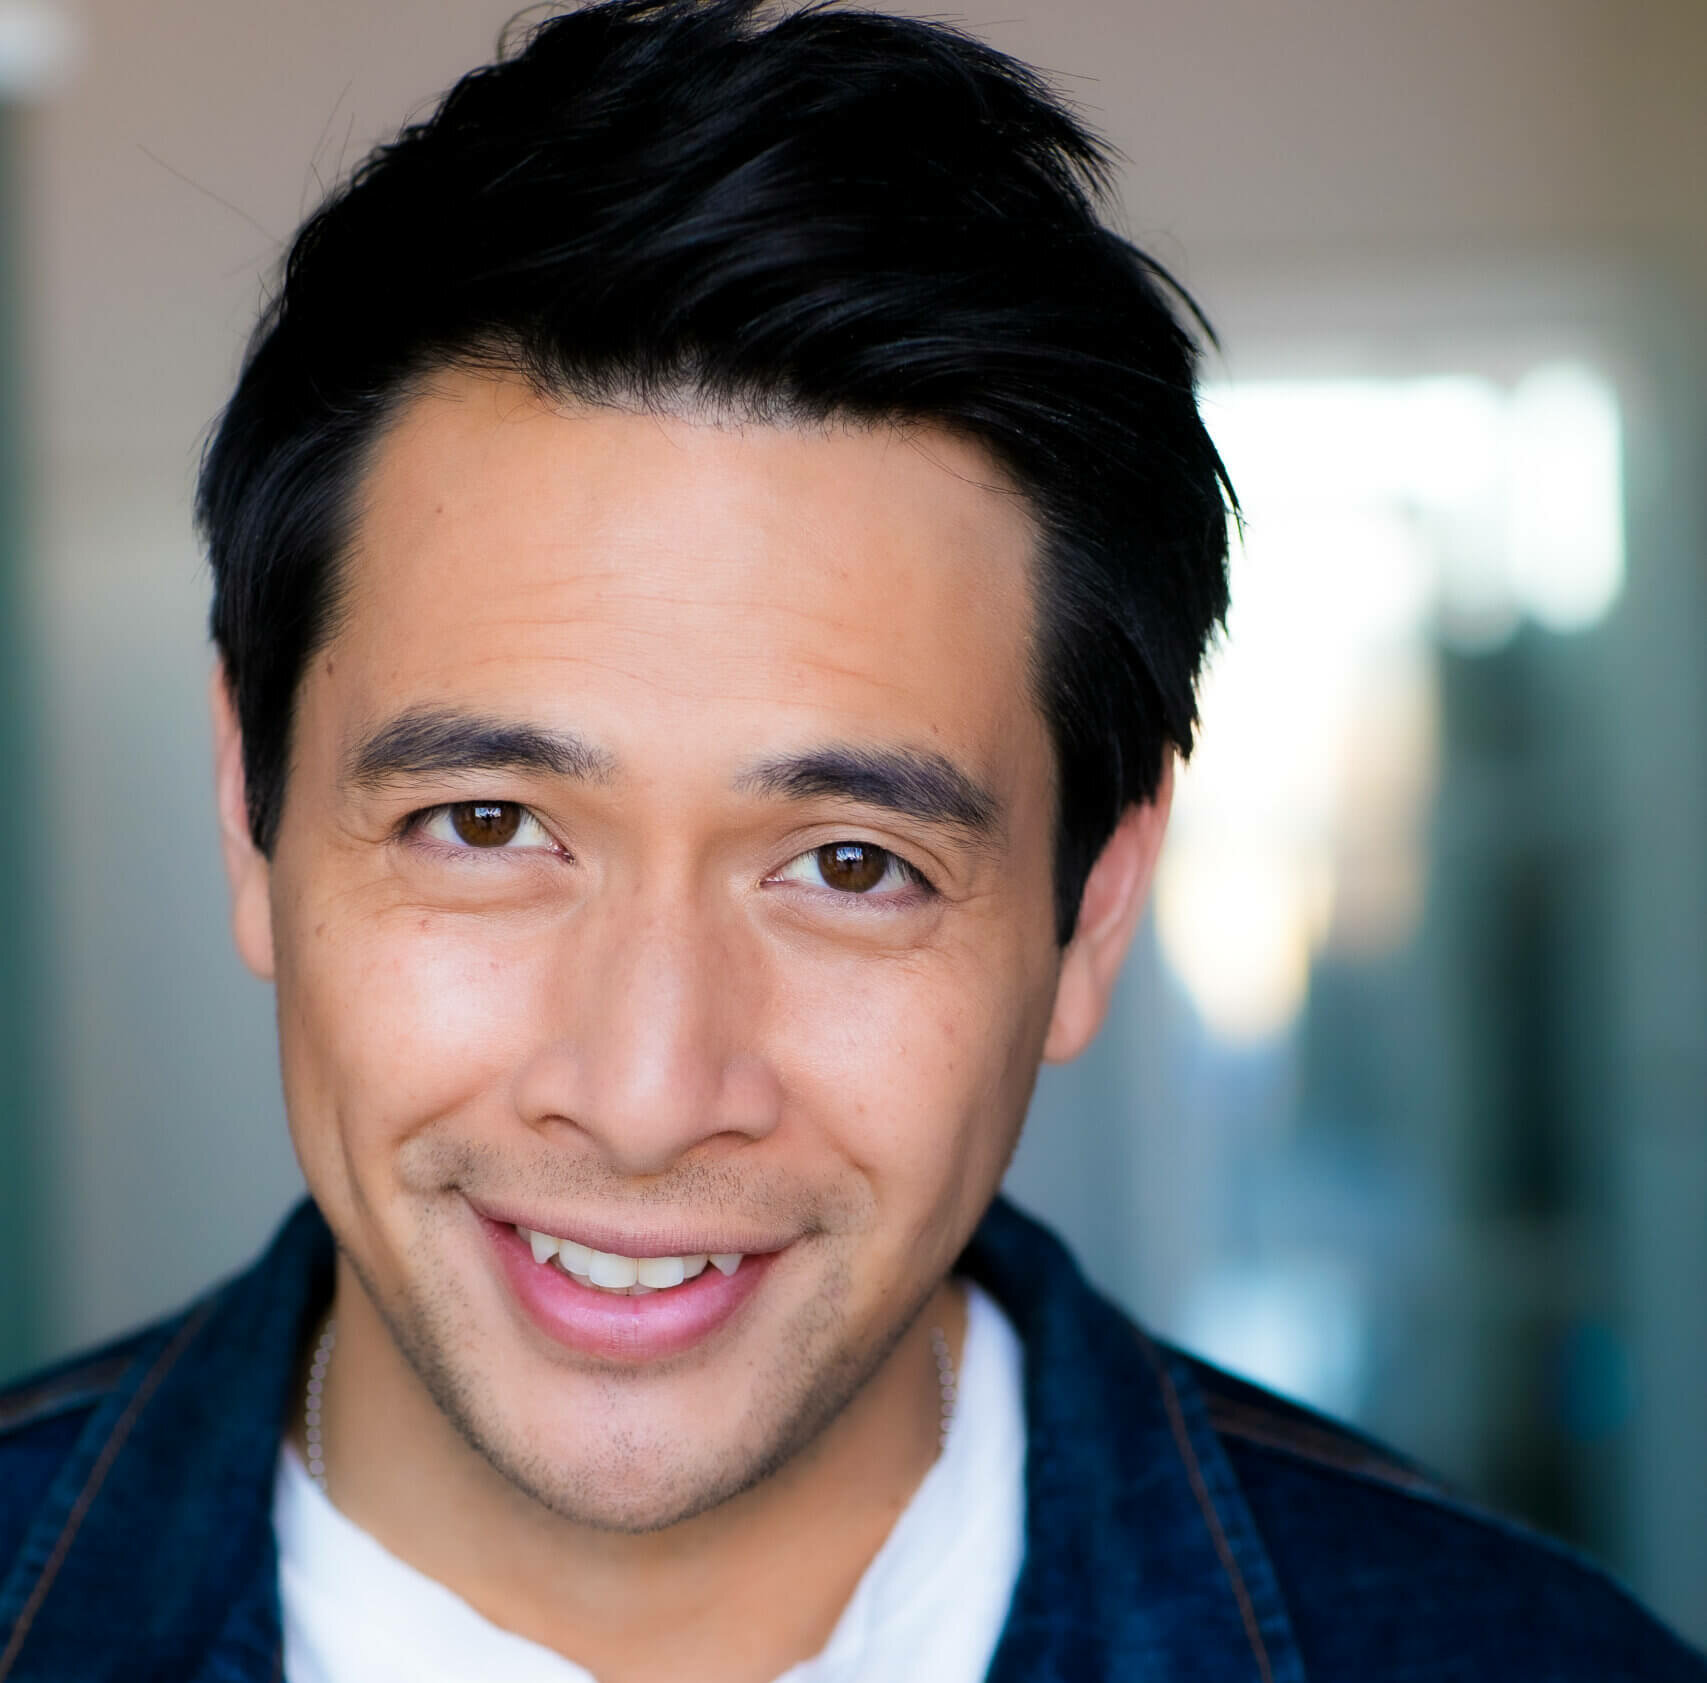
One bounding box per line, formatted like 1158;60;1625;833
274;1282;1026;1683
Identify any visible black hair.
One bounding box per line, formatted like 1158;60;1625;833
198;0;1233;943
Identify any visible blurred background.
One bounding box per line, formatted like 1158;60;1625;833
1;0;1703;1646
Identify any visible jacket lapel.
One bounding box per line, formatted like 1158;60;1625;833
966;1198;1307;1683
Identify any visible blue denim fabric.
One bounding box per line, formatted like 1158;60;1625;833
1;1196;1701;1681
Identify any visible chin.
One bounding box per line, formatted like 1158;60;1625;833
367;1271;880;1535
439;1373;860;1535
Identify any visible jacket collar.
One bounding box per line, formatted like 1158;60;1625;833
964;1198;1306;1683
0;1200;330;1683
1;1197;1305;1682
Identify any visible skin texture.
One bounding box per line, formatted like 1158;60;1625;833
214;370;1170;1683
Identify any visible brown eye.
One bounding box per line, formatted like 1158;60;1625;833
816;841;890;893
450;801;523;848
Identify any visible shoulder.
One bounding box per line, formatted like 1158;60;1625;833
1177;1349;1707;1681
0;1314;196;1575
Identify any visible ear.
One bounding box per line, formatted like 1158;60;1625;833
1041;755;1174;1063
210;665;277;981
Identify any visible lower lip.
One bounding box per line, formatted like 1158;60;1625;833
483;1218;776;1362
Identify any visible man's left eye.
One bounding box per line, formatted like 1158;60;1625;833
771;841;925;896
417;802;555;851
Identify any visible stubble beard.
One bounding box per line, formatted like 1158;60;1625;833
341;1229;942;1537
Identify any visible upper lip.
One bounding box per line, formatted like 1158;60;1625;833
468;1198;795;1258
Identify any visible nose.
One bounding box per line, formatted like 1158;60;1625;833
511;891;784;1176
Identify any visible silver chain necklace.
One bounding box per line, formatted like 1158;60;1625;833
303;1317;335;1490
928;1323;958;1452
303;1313;958;1495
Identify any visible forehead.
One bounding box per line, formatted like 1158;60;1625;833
327;371;1046;786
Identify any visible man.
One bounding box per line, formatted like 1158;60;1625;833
0;1;1701;1678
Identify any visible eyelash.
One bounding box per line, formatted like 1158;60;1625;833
401;802;936;901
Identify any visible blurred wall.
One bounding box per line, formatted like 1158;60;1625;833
10;0;1706;1632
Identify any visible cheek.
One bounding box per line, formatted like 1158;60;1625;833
274;902;546;1169
776;941;1048;1231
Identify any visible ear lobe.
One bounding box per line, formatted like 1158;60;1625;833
1041;756;1174;1064
210;665;277;982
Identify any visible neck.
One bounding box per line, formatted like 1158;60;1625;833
297;1255;965;1683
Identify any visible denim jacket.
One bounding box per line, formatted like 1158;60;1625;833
1;1196;1701;1682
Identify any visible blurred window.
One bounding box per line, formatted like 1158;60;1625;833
1163;367;1623;1052
1155;362;1632;1545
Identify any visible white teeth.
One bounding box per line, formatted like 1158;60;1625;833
587;1251;639;1289
513;1226;744;1294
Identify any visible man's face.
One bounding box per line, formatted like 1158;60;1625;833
224;371;1139;1530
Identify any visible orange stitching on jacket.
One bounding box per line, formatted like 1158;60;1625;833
1208;1399;1440;1498
0;1300;216;1680
1139;1334;1277;1683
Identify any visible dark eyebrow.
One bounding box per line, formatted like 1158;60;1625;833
736;745;1001;840
344;708;616;790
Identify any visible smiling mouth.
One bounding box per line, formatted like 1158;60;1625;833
514;1225;745;1296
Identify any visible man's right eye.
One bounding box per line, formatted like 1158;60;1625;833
415;802;556;852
